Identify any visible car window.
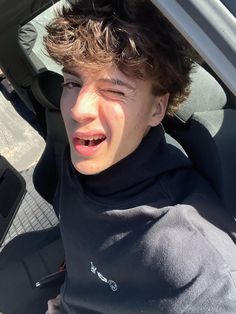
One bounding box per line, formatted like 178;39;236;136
21;0;66;74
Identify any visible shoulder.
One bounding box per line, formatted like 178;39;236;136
158;165;236;246
158;165;215;203
140;203;236;288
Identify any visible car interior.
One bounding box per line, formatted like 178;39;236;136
0;0;235;302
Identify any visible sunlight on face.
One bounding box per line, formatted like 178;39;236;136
60;65;168;175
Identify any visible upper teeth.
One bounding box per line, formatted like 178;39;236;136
79;135;105;141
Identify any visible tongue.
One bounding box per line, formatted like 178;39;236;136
88;140;95;147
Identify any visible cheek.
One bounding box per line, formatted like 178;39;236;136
101;102;126;131
60;90;76;120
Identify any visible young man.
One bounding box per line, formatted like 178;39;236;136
0;1;235;314
42;0;236;313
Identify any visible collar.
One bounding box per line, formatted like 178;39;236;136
68;125;191;203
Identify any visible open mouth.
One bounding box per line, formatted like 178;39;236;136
76;136;106;147
72;133;107;156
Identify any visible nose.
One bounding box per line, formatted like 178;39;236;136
70;88;98;123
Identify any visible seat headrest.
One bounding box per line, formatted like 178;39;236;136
31;70;64;110
175;65;227;123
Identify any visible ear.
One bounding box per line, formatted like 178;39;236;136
148;93;169;127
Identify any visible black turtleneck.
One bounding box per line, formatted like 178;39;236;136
55;125;236;314
63;125;191;207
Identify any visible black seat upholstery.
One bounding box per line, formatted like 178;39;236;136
31;70;67;206
31;71;63;111
164;65;236;217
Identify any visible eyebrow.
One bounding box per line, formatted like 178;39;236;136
62;68;82;78
98;78;136;91
62;68;136;91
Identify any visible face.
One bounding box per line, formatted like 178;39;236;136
61;65;168;175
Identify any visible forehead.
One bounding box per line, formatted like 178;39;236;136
62;65;154;93
63;65;131;80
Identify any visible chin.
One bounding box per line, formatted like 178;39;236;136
72;158;104;175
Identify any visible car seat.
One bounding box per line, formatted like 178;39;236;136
164;65;236;218
31;70;68;207
1;69;67;261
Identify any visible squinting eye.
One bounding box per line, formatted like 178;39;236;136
105;90;125;96
62;82;81;90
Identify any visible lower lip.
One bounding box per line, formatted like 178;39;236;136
72;138;105;157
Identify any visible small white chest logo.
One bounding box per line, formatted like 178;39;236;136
90;261;118;292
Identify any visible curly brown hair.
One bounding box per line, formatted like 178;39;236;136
44;0;199;115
